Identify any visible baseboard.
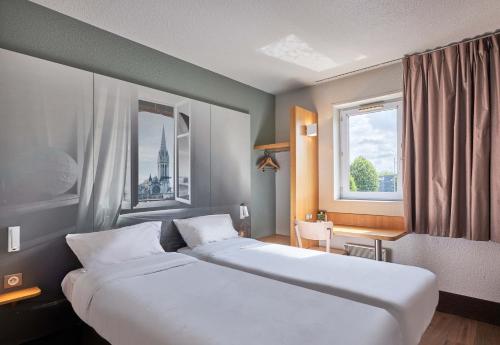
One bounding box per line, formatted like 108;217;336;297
437;291;500;326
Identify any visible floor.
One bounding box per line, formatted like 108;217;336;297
258;234;291;245
24;311;500;345
258;234;347;254
420;312;500;345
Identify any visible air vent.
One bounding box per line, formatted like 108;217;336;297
344;243;389;262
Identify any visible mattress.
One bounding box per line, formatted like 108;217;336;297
179;238;438;345
64;252;402;345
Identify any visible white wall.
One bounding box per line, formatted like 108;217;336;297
275;62;500;303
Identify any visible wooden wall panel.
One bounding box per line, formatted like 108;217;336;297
290;106;318;247
327;212;405;230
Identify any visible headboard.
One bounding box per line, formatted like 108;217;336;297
117;207;244;252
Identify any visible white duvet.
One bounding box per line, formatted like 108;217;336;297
179;238;438;345
66;252;402;345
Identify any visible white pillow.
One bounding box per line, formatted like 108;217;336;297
66;221;164;268
174;214;238;248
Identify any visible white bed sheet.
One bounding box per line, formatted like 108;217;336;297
179;238;438;345
61;268;86;301
64;252;403;345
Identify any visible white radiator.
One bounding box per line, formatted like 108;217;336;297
344;243;389;262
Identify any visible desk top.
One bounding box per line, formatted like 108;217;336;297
331;224;407;241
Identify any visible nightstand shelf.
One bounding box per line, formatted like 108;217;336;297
0;287;41;306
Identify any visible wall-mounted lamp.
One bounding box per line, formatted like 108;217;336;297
240;204;249;219
306;123;318;137
239;204;250;238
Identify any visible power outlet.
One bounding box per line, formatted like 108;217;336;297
4;273;22;289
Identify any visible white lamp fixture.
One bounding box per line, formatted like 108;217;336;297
8;226;20;252
306;123;318;137
240;204;249;219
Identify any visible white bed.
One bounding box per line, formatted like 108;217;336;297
63;252;402;345
179;237;438;345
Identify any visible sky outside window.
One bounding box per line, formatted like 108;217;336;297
348;109;398;174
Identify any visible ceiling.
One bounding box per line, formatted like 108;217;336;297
32;0;500;94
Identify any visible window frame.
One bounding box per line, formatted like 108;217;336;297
174;100;192;205
339;98;403;201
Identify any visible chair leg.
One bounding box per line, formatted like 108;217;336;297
294;225;303;248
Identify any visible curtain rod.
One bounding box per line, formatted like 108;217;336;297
315;29;500;84
407;29;500;57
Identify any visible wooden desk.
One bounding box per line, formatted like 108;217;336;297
330;224;407;261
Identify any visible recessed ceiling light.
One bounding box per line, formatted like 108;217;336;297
258;34;337;72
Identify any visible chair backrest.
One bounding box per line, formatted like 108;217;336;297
295;221;333;252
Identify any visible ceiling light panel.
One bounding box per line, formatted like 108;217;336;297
258;34;337;72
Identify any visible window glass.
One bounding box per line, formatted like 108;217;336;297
177;112;190;135
175;103;191;204
176;135;190;201
340;99;402;200
348;109;398;192
137;103;175;203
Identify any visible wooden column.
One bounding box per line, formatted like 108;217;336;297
290;106;319;247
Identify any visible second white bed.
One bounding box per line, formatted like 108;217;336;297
179;237;438;345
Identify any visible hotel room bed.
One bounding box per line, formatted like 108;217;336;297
178;237;439;345
62;252;403;345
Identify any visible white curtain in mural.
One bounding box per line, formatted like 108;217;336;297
77;75;131;231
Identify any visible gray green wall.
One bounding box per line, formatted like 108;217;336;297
0;0;275;239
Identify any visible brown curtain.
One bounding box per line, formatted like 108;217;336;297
403;33;500;242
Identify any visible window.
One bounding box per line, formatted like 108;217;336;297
175;101;191;204
122;99;191;212
339;99;402;201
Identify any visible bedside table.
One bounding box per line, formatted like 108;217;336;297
0;287;41;306
0;291;81;344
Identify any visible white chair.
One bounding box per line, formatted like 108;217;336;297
294;221;333;253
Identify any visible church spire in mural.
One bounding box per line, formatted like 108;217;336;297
160;125;167;152
158;125;169;182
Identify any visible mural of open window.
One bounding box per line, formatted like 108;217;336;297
175;101;191;204
122;99;192;211
339;99;403;201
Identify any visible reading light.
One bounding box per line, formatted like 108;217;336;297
240;204;249;219
306;124;318;137
238;204;250;238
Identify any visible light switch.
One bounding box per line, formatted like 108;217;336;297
8;226;20;252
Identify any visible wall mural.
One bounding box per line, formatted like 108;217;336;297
137;101;175;203
0;48;251;309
